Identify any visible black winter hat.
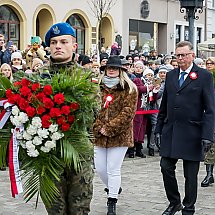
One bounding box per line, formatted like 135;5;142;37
81;55;92;66
100;55;127;71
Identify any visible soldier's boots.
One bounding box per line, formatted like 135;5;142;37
201;164;214;187
107;198;117;215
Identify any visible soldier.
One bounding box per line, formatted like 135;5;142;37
43;22;94;215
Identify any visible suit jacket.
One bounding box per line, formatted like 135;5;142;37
155;63;215;161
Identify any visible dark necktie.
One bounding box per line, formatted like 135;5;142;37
179;72;187;87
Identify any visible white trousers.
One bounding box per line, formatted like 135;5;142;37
94;146;128;199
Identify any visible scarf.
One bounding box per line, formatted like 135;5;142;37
103;76;120;88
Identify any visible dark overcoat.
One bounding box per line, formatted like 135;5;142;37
93;83;138;148
155;63;215;161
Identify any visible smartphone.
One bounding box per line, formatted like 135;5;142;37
31;36;41;45
6;40;13;49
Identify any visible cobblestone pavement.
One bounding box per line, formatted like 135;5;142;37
0;151;215;215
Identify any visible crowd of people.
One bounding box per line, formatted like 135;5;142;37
1;23;215;215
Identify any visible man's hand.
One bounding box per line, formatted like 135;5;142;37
155;133;161;150
202;139;214;153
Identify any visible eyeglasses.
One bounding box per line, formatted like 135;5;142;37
206;62;214;65
175;53;192;58
107;66;119;70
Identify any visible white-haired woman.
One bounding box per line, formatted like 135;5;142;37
93;55;138;215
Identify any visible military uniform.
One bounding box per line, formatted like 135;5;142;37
40;59;94;215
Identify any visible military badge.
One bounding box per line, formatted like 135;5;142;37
52;26;60;35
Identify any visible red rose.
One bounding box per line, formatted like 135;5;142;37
6;89;13;98
21;78;31;86
18;98;29;110
20;86;32;97
57;116;66;125
61;123;70;132
13;81;22;87
68;115;75;124
7;95;16;104
43;97;54;109
26;106;36;117
70;102;79;111
61;105;70;115
49;108;61;118
32;83;41;91
36;105;46;115
13;94;22;104
54;93;65;105
36;92;46;102
43;85;53;95
27;92;33;102
41;115;52;128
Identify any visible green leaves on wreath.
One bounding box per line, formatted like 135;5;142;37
20;151;64;208
0;75;13;97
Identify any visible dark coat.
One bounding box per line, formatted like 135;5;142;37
155;63;215;161
93;83;137;148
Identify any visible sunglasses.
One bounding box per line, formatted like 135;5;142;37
206;62;214;65
107;66;119;70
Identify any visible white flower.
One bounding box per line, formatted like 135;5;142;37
26;125;37;136
45;140;56;149
32;136;43;146
49;124;58;133
32;117;42;128
19;141;26;149
10;116;22;127
26;141;35;151
37;128;49;139
18;112;29;123
23;131;32;140
12;105;20;116
50;132;64;141
27;149;39;157
40;146;51;153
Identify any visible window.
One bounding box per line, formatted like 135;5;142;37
67;14;85;54
175;25;181;45
129;19;154;53
0;5;20;48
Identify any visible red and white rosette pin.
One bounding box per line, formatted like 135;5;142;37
104;94;114;108
189;72;198;80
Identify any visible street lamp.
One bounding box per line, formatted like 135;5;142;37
179;0;204;45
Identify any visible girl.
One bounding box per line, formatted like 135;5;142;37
0;63;13;82
93;55;137;215
11;51;26;73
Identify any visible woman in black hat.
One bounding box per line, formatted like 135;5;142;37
93;55;138;215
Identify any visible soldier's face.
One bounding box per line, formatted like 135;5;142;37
50;35;77;63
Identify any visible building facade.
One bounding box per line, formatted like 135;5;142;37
0;0;209;56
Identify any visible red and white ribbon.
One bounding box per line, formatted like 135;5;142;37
148;91;154;102
8;128;23;198
104;94;114;108
0;99;13;129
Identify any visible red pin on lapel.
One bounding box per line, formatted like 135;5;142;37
189;72;198;80
104;94;114;108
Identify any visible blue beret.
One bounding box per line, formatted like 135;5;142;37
45;22;76;47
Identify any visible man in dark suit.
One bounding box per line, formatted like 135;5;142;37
155;41;215;215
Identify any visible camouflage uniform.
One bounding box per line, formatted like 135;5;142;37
41;58;94;215
45;160;93;215
204;134;215;165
